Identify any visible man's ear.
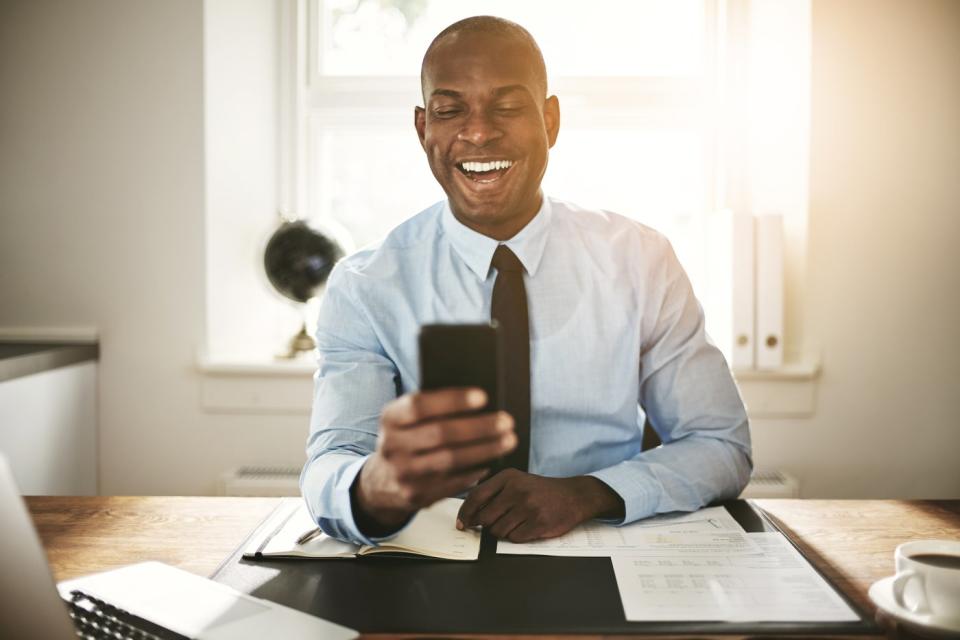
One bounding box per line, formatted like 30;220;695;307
414;106;427;150
543;95;560;148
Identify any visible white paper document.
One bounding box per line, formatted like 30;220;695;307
497;506;753;557
611;533;860;622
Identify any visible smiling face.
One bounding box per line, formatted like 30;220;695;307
415;31;560;240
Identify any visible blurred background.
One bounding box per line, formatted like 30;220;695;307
0;0;957;499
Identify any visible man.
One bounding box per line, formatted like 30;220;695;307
301;16;752;545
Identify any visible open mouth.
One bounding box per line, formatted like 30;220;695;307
456;159;514;183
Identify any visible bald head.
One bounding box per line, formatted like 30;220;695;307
420;16;548;103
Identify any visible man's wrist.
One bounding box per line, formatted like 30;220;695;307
349;461;414;538
571;475;625;522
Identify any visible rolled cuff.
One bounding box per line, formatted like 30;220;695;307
587;462;658;526
302;453;411;546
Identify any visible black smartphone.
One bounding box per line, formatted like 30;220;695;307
418;323;503;413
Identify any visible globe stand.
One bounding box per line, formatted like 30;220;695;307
277;321;315;360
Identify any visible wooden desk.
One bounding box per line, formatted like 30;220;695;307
26;497;960;639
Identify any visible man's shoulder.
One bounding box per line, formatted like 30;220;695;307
333;201;444;280
549;197;673;254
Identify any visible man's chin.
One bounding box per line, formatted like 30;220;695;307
450;195;511;225
443;172;540;235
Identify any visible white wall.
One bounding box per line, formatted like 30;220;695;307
0;0;308;495
752;0;960;498
1;0;957;498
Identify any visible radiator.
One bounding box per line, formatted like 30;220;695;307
221;466;800;500
220;466;301;497
740;469;799;498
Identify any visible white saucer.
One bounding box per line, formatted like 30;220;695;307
869;575;960;637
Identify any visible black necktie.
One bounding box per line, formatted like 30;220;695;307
490;245;531;472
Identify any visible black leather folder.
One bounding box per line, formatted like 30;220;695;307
211;500;878;635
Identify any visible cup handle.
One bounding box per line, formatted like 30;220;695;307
892;570;929;614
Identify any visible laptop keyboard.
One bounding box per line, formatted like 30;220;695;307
66;590;189;640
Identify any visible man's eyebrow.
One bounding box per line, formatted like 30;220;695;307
428;85;532;100
430;88;462;99
492;84;530;98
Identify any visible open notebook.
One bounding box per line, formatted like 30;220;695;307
243;497;481;561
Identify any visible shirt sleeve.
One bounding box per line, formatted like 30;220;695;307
299;263;405;546
588;235;753;525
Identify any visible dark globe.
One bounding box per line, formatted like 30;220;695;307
264;220;344;303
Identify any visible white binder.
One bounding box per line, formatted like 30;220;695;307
706;210;755;369
755;214;784;369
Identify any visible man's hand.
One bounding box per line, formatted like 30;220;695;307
352;388;516;536
456;470;625;543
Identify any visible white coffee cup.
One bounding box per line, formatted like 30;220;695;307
892;540;960;621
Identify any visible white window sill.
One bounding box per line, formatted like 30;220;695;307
197;353;820;418
197;354;316;377
197;352;315;414
734;359;821;418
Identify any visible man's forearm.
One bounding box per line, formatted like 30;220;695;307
590;431;751;524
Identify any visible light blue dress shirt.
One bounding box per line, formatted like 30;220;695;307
301;195;752;545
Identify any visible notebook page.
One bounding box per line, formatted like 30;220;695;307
244;500;359;558
365;497;481;560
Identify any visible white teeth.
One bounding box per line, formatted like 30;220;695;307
460;160;513;172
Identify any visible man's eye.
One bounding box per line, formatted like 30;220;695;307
434;109;461;119
495;106;523;116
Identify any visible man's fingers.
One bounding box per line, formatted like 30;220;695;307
457;470;512;527
504;520;544;544
486;506;528;540
402;432;516;478
394;411;513;453
422;411;513;448
382;388;487;427
464;488;513;528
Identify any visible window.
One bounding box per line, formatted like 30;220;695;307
203;0;809;365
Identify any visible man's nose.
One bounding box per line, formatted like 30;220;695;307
457;110;502;146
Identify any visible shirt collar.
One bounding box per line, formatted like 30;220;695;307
441;195;553;280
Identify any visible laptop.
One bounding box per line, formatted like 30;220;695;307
0;454;357;639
